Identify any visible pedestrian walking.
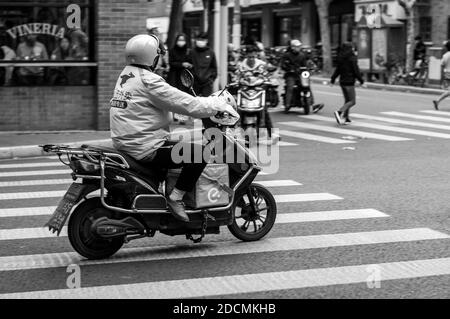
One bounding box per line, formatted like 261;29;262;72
190;32;218;97
331;42;365;125
167;33;193;124
433;40;450;110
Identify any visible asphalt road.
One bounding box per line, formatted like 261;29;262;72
0;84;449;299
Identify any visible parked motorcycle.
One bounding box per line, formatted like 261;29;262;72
40;71;276;260
283;67;315;115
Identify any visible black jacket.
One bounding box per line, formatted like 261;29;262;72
281;50;307;73
167;46;192;90
190;47;218;85
331;55;364;86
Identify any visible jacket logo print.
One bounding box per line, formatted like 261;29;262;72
120;72;135;88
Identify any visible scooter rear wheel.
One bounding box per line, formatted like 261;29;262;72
228;183;277;241
68;198;124;260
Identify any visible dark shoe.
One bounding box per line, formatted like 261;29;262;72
167;198;189;222
313;103;325;113
433;100;439;110
334;111;343;125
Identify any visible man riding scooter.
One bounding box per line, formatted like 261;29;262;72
281;39;324;114
236;45;277;144
110;34;239;222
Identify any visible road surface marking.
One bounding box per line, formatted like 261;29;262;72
0;192;339;203
280;121;412;142
420;110;450;117
3;255;450;298
276;209;389;223
0;192;341;221
0;228;446;272
279;129;356;144
0;169;71;178
307;115;450;139
382;111;450;123
274;193;342;202
0;191;66;200
351;113;450;131
0;206;56;218
0;179;73;188
0;162;64;169
255;180;302;187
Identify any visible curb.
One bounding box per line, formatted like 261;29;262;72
310;76;446;95
0;139;111;160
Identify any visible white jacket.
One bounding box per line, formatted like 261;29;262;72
110;65;229;160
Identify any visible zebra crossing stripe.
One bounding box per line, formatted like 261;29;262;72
279;129;356;144
2;255;450;298
0;162;64;169
0;191;66;200
307;115;450;139
0;179;73;188
351;113;450;131
420;110;450;117
0;191;334;202
280;121;412;142
0;169;71;178
382;111;450;123
0;206;56;218
274;193;342;202
256;180;302;187
0;228;446;272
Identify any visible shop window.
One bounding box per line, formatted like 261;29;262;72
419;16;432;42
0;0;95;86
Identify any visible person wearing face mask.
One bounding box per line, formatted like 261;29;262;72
168;33;193;124
110;34;239;222
237;45;276;143
168;33;193;92
190;32;218;97
281;39;307;110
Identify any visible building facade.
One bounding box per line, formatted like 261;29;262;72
0;0;148;131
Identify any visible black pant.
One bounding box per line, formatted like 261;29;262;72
194;81;214;97
142;140;207;192
340;85;356;118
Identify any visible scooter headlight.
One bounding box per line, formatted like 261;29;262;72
301;71;310;78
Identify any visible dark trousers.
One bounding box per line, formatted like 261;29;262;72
194;81;214;97
257;108;273;138
285;75;296;107
141;141;207;192
339;85;356;118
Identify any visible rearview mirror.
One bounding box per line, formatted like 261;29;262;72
181;69;194;89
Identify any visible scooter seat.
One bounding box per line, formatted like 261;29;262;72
81;145;166;188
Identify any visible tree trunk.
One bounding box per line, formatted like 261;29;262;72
405;6;417;71
232;0;241;49
315;0;332;74
398;0;418;71
167;0;184;49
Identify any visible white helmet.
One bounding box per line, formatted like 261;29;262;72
290;39;302;47
125;34;161;70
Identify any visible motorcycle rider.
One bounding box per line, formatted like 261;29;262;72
236;45;276;143
110;34;239;222
281;39;324;113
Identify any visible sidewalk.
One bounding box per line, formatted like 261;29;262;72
310;75;446;95
0;131;112;160
0;122;198;160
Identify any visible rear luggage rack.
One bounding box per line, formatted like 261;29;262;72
40;144;130;169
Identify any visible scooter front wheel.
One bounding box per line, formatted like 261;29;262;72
228;183;277;241
68;198;124;260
